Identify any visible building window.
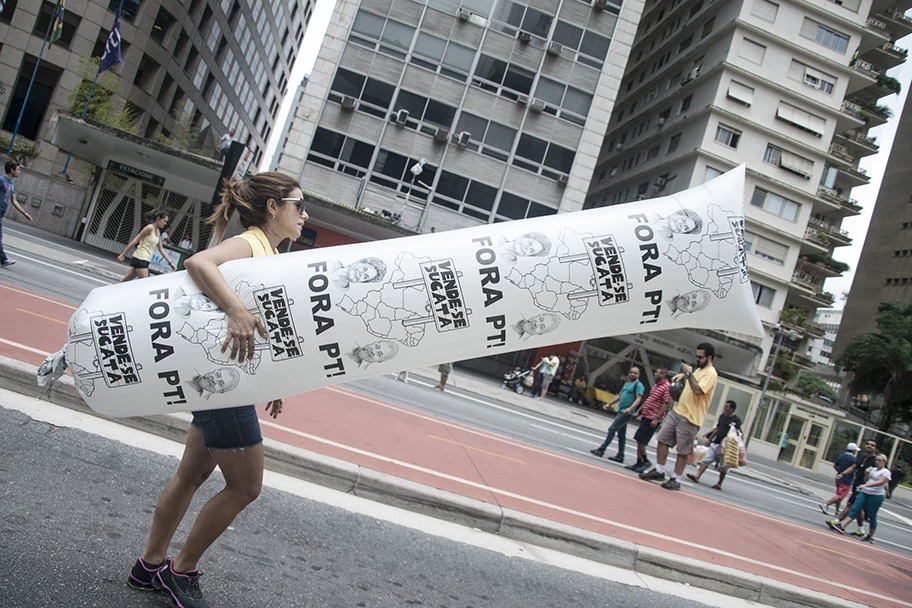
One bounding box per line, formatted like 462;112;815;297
496;192;558;222
2;55;62;139
491;0;554;40
776;102;825;137
307;127;375;178
551;20;612;68
34;1;81;49
411;32;476;82
328;68;395;118
535;78;592;126
750;188;800;221
133;53;161;93
109;0;141;22
513;133;576;178
739;38;766;64
370;149;437;200
472;54;535;101
727;80;754;106
1;0;18;24
811;23;850;53
678;34;693;53
349;10;415;60
151;7;174;44
764;144;814;178
701;17;715;38
454;113;516;162
646;145;659;161
704;166;723;182
801;66;835;94
751;282;776;308
667;133;681;154
744;231;788;265
751;0;778;22
393;90;457;135
433;171;499;221
680;95;692;113
173;30;189;59
715;124;741;148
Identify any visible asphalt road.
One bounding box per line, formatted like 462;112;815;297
0;398;747;608
3;223;911;557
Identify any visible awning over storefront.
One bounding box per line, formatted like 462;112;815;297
299;185;418;243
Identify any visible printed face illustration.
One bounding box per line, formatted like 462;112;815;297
513;235;547;257
198;368;239;394
668;211;696;234
359;341;398;363
188;294;220;313
676;289;711;313
522;313;560;335
349;261;380;283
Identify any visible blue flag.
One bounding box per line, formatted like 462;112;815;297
98;7;123;74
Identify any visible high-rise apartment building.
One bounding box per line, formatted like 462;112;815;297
835;77;912;354
0;0;312;240
275;0;641;242
808;308;841;365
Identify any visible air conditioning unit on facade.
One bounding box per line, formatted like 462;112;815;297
655;176;666;187
456;7;470;21
340;95;357;110
557;174;569;185
615;143;623;151
395;109;409;124
518;31;532;43
456;131;471;147
434;128;450;142
530;98;546;113
593;0;608;11
656;117;666;126
517;94;529;105
547;41;563;56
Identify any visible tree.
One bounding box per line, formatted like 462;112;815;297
793;374;838;402
835;301;912;431
68;56;120;122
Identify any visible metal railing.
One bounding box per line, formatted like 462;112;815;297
807;217;851;240
828;143;855;163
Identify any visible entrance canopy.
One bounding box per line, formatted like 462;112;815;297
298;185;418;243
50;112;222;201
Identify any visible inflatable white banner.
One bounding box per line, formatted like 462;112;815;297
47;165;762;417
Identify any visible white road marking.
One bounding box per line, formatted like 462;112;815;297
0;283;78;309
0;337;51;356
530;423;597;443
5;251;112;284
0;388;787;608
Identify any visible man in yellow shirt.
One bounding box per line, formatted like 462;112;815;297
640;342;718;491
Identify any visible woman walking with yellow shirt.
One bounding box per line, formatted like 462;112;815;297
117;209;177;281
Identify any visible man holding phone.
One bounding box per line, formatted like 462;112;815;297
640;343;718;491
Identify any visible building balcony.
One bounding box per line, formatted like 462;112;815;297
837;165;870;187
827;143;855;166
846;59;879;95
861;16;892;53
877;9;912;39
815;186;861;216
871;0;912;17
807;218;853;247
835;131;879;157
862;42;909;71
802;226;832;251
856;72;903;101
837;100;867;132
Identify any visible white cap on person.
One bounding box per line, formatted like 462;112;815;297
846;442;860;452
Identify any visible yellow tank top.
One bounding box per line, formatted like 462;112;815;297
233;226;277;258
133;229;159;261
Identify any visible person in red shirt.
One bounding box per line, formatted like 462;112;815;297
625;368;672;473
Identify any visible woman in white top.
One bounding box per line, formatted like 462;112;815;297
117;208;176;281
827;454;892;543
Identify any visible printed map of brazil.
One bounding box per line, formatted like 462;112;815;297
663;204;739;298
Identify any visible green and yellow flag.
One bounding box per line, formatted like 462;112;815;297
48;0;65;45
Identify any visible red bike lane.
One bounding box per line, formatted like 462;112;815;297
2;282;910;607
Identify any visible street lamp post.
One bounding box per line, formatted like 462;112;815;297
745;325;799;448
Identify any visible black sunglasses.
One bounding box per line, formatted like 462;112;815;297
281;197;307;215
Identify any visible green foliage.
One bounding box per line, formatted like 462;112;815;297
780;308;808;328
154;132;173;146
67;56;123;124
804;253;850;273
878;75;902;95
835;302;912;431
112;104;140;134
773;357;797;382
166;100;201;153
0;136;41;166
793;375;838;402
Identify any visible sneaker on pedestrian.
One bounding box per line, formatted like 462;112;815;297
633;458;652;473
155;559;209;608
686;473;700;484
589;448;605;458
624;460;644;471
826;520;845;534
127;557;165;591
852;528;867;538
861;535;875;544
661;478;681;491
608;454;624;463
0;260;16;267
818;504;828;515
639;468;665;482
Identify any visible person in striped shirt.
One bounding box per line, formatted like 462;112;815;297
625;368;672;473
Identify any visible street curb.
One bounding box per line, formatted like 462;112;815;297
0;356;868;608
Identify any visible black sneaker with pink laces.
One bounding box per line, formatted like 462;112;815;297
127;557;165;591
154;559;210;608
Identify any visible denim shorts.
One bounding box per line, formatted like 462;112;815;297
191;405;262;450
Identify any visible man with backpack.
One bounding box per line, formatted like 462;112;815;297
590;365;645;463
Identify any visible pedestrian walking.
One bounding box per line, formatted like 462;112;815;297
218;128;236;162
624;368;672;473
0;161;34;267
819;442;860;515
117;209;177;281
833;438;878;537
686;400;741;490
434;362;453;391
127;172;309;608
590;365;645;463
827;454;892;543
640;343;718;491
531;352;561;400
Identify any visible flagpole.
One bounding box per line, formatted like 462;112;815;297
62;0;122;176
6;2;60;155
